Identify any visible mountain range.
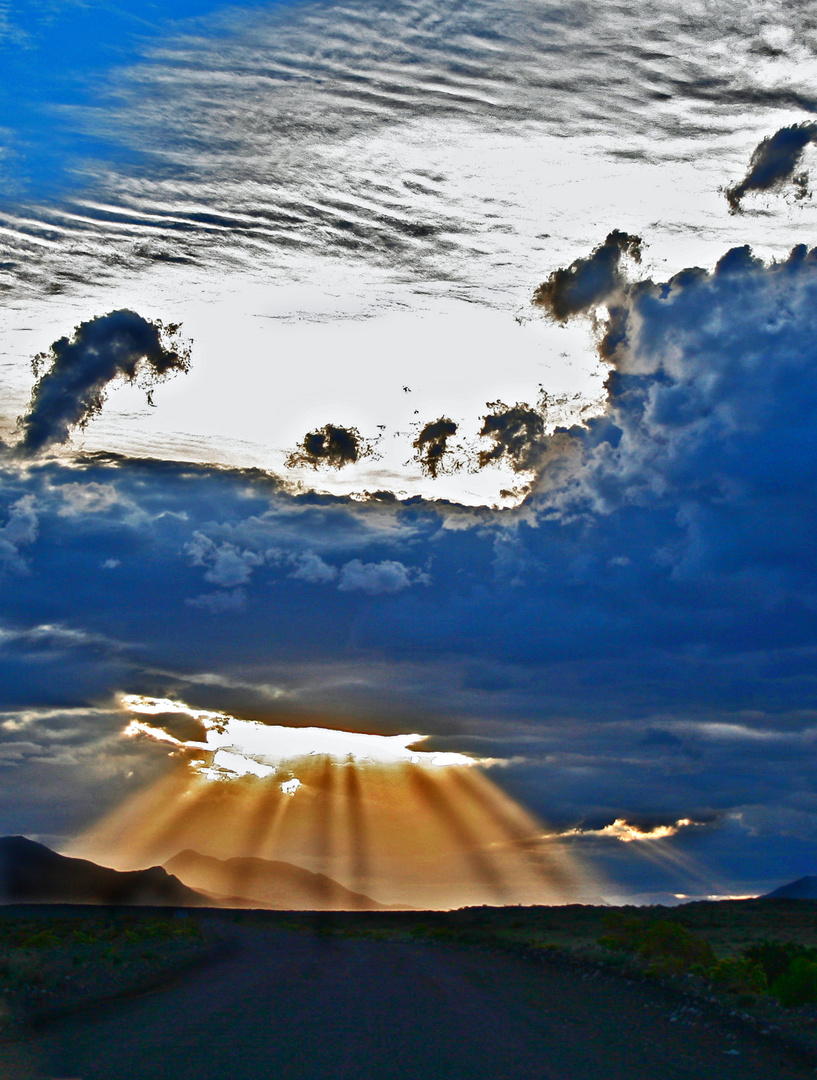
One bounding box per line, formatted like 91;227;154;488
764;876;817;900
0;836;206;906
164;849;390;910
0;836;392;909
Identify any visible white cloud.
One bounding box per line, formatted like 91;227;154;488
186;532;264;587
0;494;38;573
185;588;247;614
337;558;427;595
288;551;338;584
56;482;137;519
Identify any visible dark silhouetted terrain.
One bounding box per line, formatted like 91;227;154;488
765;875;817;899
1;915;812;1080
0;837;206;906
164;848;390;909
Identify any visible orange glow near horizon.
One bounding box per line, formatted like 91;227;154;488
67;696;601;909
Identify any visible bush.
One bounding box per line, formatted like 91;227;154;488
598;915;715;975
597;912;643;952
741;941;810;985
21;930;59;949
771;958;817;1008
708;957;767;994
636;921;715;974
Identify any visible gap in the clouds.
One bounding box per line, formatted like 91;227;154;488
0;0;302;200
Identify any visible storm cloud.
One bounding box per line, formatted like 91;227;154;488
17;311;191;455
285;424;374;470
726;123;817;212
477;402;545;472
532;230;642;322
412;417;459;478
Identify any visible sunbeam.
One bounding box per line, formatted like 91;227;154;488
70;696;601;908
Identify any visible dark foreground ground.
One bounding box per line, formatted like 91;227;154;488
0;904;815;1079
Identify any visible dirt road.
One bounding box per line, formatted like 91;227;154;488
1;923;811;1079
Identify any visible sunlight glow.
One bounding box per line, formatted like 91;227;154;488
66;694;602;909
121;694;480;778
561;817;698;843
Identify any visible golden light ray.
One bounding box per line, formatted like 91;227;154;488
226;778;285;899
447;767;578;897
71;696;605;908
617;833;722;892
343;762;370;903
68;765;213;869
407;764;508;899
310;756;336;901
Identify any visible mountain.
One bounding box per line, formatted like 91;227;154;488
165;849;389;910
764;875;817;900
0;836;208;906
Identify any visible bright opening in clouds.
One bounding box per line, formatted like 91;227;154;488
122;693;482;778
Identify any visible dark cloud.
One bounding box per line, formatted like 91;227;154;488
285;424;374;469
477;401;545;472
17;311;191;455
726;123;817;212
412;417;458;478
532;230;642;321
2;241;817;894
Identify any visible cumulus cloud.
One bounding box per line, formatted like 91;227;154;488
337;559;427;595
477;401;545;472
559;816;705;843
288;551;338;584
530;239;817;532
532;229;642;321
412;417;459;478
285;424;375;469
56;481;136;519
17;310;191;454
185;532;264;588
0;495;38;574
185;589;247;614
726;123;817;212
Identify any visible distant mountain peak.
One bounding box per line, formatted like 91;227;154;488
764;875;817;900
0;835;208;906
164;848;396;910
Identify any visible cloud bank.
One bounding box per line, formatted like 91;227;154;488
0;237;816;898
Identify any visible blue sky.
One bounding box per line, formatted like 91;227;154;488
1;0;817;905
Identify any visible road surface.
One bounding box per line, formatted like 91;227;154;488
0;923;811;1079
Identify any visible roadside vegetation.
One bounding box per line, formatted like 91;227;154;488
596;912;817;1006
0;910;211;1030
1;898;816;1057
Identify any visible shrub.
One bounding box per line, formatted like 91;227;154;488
597;912;644;952
771;958;817;1008
708;957;767;994
21;930;59;949
636;921;715;975
741;940;808;984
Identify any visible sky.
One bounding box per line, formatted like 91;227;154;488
1;0;817;906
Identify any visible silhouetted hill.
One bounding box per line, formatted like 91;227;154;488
764;875;817;899
165;849;392;910
0;836;208;906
